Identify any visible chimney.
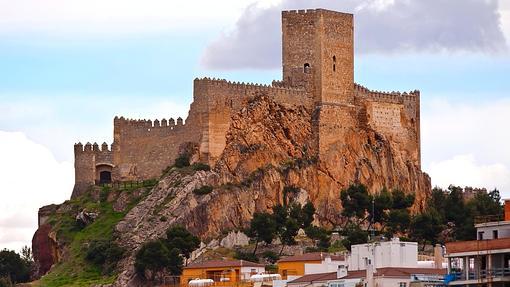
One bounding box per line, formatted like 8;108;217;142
433;244;443;268
337;265;348;279
505;200;510;221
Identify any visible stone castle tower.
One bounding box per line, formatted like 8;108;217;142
73;9;421;197
281;10;358;158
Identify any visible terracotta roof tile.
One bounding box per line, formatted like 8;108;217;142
184;260;264;269
278;252;345;263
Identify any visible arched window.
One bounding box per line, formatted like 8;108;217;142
303;63;310;74
333;56;336;72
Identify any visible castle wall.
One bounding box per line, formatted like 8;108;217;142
112;116;200;181
72;142;113;197
193;78;308;163
354;83;421;167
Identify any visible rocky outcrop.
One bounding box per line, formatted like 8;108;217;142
112;95;430;285
32;224;59;278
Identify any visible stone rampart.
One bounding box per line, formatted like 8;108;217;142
193;78;308;163
112;115;199;182
354;83;421;167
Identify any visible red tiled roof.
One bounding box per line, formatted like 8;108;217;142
288;268;446;284
278;252;345;263
184;260;265;269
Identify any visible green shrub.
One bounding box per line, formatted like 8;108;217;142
99;186;111;203
193;185;213;195
0;277;13;287
0;250;30;283
265;264;278;274
233;251;258;263
283;186;300;195
191;163;211;171
85;240;125;274
174;154;190;168
135;240;183;278
160;216;167;222
262;251;280;264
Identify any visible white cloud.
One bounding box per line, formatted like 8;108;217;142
421;98;510;197
202;0;507;69
500;0;510;45
0;131;73;252
427;154;510;194
0;0;271;37
0;95;190;162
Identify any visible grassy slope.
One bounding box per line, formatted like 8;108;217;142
35;183;155;287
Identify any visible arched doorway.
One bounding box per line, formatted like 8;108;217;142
99;171;112;184
96;164;113;185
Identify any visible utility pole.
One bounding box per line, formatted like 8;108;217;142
369;198;375;242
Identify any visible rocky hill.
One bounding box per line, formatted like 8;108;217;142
32;95;430;286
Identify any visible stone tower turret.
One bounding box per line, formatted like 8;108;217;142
282;9;354;105
282;9;356;157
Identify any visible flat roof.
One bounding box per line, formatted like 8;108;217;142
288;268;446;283
278;252;345;263
445;238;510;254
475;220;510;228
184;260;265;269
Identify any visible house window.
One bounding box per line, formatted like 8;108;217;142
399;283;407;287
304;63;311;73
479;231;484;240
493;230;499;239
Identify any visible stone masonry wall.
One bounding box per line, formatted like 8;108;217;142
193;78;308;163
72;142;113;197
111;116;200;181
354;83;421;167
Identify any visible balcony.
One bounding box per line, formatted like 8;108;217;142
447;268;510;283
445;238;510;255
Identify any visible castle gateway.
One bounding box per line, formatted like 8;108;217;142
73;9;421;196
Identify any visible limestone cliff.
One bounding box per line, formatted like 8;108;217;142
112;95;430;285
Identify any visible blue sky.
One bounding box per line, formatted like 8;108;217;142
1;0;510;251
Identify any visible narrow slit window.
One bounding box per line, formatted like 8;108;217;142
304;63;310;73
333;55;336;72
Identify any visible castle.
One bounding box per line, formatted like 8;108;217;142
73;9;421;196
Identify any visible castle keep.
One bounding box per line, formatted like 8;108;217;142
73;9;421;196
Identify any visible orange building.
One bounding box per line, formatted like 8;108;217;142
277;253;345;279
181;260;265;286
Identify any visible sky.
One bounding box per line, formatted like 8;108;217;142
0;0;509;252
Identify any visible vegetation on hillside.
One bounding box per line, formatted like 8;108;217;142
339;184;503;250
135;225;200;281
0;247;33;286
36;183;155;287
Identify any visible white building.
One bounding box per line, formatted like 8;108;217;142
288;239;445;287
305;255;348;274
445;200;510;287
348;238;418;270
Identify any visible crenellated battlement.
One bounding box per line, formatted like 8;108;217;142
354;83;420;103
113;116;187;138
194;77;305;92
74;142;112;153
282;8;351;16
